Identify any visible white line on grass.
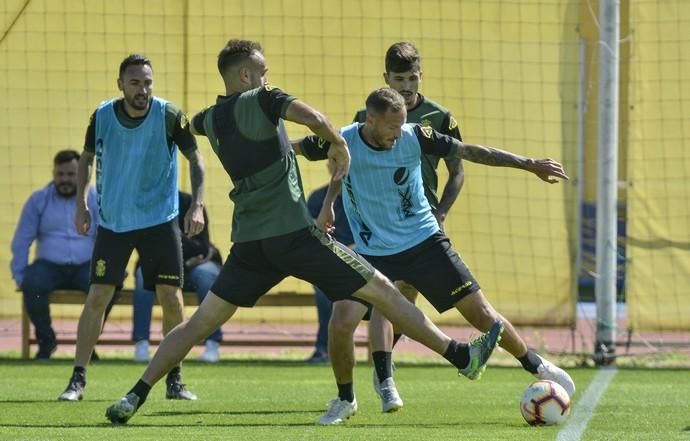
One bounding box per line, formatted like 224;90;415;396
556;367;618;441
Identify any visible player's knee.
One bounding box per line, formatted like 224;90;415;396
456;294;500;331
329;307;360;336
84;286;116;312
362;272;398;300
394;280;418;302
329;315;358;336
156;286;182;305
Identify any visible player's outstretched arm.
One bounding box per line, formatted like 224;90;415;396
456;141;569;183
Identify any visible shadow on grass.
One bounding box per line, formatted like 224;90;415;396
0;420;517;429
0;357;450;368
0;422;318;429
146;409;325;417
0;399;112;404
5;357;689;371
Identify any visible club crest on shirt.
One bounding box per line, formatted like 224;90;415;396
179;113;189;129
420;126;433;139
420;119;432;127
317;137;327;149
449;116;458;130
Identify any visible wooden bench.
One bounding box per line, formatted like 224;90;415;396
21;289;368;359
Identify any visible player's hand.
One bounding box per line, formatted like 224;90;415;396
316;203;336;236
74;205;91;235
184;204;205;237
327;139;350;181
528;158;569;183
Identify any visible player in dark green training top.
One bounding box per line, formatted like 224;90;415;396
105;38;505;427
353;42;464;221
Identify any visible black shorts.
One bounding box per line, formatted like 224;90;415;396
211;226;375;307
91;221;183;290
363;231;480;313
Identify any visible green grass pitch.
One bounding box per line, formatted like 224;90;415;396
0;360;687;440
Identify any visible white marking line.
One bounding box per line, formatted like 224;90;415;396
556;367;618;441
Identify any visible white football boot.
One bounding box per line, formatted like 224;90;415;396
317;398;358;425
534;355;576;397
372;373;403;413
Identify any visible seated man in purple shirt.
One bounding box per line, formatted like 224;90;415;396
10;150;114;359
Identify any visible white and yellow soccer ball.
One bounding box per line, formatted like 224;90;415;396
520;379;571;426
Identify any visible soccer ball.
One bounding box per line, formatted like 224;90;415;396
520;380;571;426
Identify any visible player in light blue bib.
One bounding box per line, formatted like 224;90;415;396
59;54;205;404
298;88;575;422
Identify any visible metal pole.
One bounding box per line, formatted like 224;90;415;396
576;37;585;308
570;37;586;351
594;0;620;365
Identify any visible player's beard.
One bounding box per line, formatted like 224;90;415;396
375;133;396;149
127;94;150;111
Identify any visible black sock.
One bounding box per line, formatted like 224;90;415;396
336;383;354;403
72;366;86;383
128;379;152;407
392;334;403;348
372;351;393;383
443;340;470;370
518;349;542;374
166;366;182;385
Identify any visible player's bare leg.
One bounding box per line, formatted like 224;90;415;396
354;271;503;381
58;284;115;401
320;273;503;424
354;273;452;354
369;280;419;352
74;284;116;366
156;285;185;335
454;290;575;396
318;300;367;425
368;280;418;412
328;300;367;385
105;292;236;424
155;284;197;400
368;310;394;354
454;290;526;356
143;292;233;386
